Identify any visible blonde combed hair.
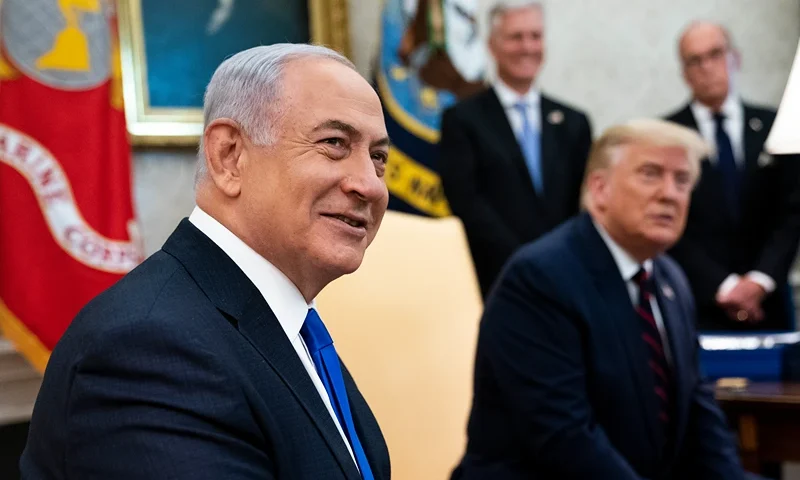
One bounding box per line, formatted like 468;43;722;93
580;118;713;209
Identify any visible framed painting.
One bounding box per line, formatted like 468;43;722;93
118;0;350;146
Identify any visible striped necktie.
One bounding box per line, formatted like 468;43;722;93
632;268;673;426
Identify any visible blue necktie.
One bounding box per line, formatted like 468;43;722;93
301;308;374;479
513;102;544;195
713;113;740;219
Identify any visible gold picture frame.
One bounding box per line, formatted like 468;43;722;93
117;0;350;146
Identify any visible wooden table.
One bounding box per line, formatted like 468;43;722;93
715;382;800;474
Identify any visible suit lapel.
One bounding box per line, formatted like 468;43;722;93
670;104;699;131
743;105;767;172
342;363;390;480
482;89;545;204
539;96;565;219
236;297;362;480
482;88;527;170
163;220;362;480
576;215;660;452
671;103;737;224
652;261;691;449
742;104;769;194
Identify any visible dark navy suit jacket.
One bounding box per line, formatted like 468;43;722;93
666;102;800;331
439;88;592;297
21;219;390;479
452;213;745;480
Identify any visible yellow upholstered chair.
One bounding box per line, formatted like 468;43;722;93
317;210;483;480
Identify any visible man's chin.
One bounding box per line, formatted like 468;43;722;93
510;68;538;83
645;231;680;254
315;247;366;278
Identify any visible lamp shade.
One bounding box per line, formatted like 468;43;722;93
766;37;800;154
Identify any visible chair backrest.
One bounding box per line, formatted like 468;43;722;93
317;211;483;480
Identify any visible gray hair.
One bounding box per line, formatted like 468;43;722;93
195;43;356;184
488;1;543;36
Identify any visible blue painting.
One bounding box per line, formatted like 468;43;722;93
140;0;309;109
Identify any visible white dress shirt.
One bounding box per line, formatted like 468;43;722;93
690;92;745;166
595;222;672;365
690;95;776;295
188;206;357;465
493;79;541;140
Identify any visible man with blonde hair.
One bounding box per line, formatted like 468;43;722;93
579;119;709;210
452;119;746;479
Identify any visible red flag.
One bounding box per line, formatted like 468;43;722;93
0;0;143;371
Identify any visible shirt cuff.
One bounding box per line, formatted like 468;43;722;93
746;271;776;293
717;274;741;298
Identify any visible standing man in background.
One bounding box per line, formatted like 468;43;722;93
666;22;800;331
22;44;390;479
438;1;593;297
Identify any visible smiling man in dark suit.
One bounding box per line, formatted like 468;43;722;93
438;1;593;297
22;44;390;479
452;119;746;479
665;22;800;332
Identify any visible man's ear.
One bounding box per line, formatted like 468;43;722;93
587;169;609;210
488;34;498;59
729;48;742;72
203;119;245;198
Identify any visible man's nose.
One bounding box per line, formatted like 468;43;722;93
341;152;387;203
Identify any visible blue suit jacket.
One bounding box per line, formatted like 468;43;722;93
21;220;390;479
452;213;745;480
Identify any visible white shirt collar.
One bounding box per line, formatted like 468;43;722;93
690;91;742;125
493;78;541;109
188;206;312;342
593;219;653;282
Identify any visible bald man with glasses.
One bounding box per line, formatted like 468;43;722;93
665;21;800;333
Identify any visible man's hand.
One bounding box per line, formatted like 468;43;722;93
716;278;767;323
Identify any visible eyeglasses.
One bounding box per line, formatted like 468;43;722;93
683;46;728;70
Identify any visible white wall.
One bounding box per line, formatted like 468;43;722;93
133;149;196;255
349;0;800;131
534;0;800;133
